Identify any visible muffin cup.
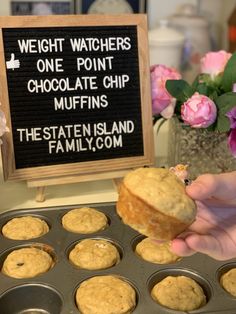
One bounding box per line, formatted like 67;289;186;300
0;283;63;314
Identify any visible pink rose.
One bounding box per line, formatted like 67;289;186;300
181;92;217;128
150;64;181;118
200;50;232;77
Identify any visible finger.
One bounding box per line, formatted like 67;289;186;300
184;233;226;260
10;53;15;61
170;238;196;256
186;174;218;200
186;172;236;203
151;238;166;244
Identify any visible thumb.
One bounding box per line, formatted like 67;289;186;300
186;174;218;201
10;53;15;61
186;171;236;204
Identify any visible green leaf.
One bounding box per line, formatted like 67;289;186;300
194;74;222;95
174;100;183;116
195;83;212;96
206;123;216;132
191;74;202;89
195;84;220;102
215;92;236;132
221;52;236;92
215;116;230;133
216;92;236;112
195;83;208;95
165;79;195;103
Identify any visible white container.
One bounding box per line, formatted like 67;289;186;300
149;20;185;70
168;4;211;82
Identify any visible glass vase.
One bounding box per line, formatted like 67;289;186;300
167;117;236;179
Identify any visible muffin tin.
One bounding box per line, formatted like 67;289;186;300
0;202;235;314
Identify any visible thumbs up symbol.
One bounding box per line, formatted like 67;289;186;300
6;53;20;70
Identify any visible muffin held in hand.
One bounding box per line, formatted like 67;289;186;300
116;167;196;240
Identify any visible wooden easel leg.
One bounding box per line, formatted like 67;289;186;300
35;186;45;202
112;178;122;192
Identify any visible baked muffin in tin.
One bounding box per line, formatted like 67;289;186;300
220;268;236;297
2;216;49;240
62;207;108;234
69;238;120;270
135;237;181;264
76;275;136;314
151;275;206;311
2;247;54;279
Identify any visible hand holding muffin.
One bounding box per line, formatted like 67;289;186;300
116;167;196;241
171;171;236;260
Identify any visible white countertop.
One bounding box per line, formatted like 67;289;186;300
0;155;118;213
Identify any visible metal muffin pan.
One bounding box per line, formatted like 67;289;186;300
0;203;235;314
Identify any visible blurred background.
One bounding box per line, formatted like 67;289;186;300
1;0;236;166
1;0;236;79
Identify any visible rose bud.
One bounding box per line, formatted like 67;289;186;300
181;92;217;128
200;50;232;78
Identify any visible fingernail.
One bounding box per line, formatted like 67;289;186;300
184;179;192;186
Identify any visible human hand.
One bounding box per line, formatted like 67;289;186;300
171;172;236;260
6;53;20;70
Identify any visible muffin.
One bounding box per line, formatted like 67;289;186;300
2;247;54;279
135;238;181;264
151;275;206;311
62;207;108;234
220;268;236;297
75;275;136;314
69;239;120;270
116;167;196;240
2;216;49;240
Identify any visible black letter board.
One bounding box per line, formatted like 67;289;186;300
0;15;154;181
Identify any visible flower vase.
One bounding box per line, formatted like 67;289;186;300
167;117;236;179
